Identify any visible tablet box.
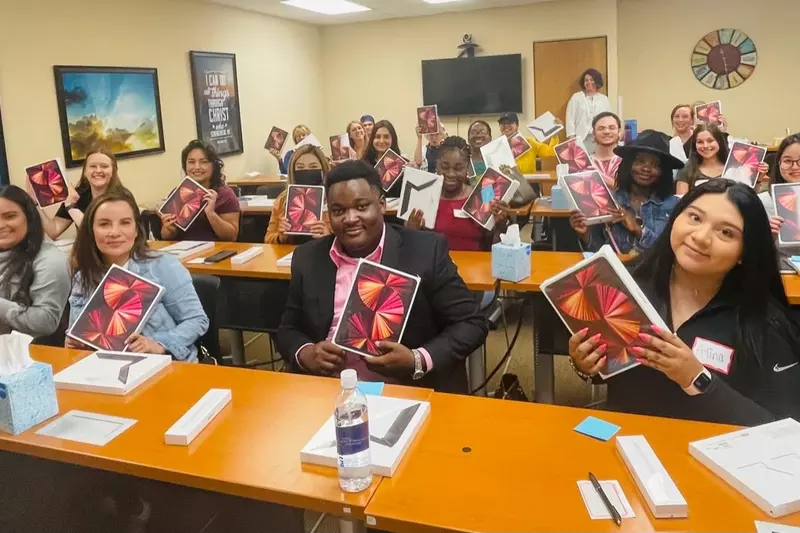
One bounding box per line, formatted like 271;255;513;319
492;242;531;283
0;362;59;435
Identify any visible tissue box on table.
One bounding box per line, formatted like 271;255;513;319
0;362;59;435
492;242;532;282
550;184;569;210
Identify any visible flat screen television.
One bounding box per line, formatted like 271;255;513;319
422;54;522;116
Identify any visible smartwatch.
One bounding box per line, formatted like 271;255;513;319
412;349;426;381
684;367;713;396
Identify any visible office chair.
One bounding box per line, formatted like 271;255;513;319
191;274;223;365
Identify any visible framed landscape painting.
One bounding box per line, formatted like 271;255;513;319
53;66;165;168
189;51;243;157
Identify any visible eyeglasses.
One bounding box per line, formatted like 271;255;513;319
780;158;800;170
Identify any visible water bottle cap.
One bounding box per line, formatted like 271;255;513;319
340;369;357;389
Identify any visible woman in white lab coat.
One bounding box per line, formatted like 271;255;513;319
565;68;612;155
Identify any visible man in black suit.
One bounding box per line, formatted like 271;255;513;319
277;160;488;393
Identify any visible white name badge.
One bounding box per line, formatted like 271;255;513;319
692;337;734;375
453;209;469;219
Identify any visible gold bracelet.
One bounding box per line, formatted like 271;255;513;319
569;357;593;383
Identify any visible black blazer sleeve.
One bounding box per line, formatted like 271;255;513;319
420;236;489;373
276;247;314;369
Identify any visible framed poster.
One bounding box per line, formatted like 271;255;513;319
189;51;243;157
53;66;166;168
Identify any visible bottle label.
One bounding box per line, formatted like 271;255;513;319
335;421;370;456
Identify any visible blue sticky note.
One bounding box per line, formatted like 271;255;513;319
582;252;595;259
574;416;621;441
481;184;495;204
357;381;384;396
792;255;800;264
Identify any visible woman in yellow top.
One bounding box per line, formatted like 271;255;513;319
497;113;558;174
264;145;332;244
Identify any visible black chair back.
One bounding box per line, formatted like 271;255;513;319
191;274;223;364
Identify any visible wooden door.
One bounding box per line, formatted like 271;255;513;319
533;37;608;126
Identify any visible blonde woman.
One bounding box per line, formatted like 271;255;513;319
347;121;368;160
268;124;312;175
265;145;332;244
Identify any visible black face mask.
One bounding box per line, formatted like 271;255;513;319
294;169;324;186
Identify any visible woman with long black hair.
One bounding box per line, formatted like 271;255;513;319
160;140;240;241
568;180;800;426
0;185;70;337
361;119;415;198
675;124;729;195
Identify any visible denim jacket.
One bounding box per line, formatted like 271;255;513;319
585;190;679;254
69;253;208;361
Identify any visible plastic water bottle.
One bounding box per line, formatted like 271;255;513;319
335;369;372;492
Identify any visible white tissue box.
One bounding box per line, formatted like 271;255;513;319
0;362;59;435
492;242;532;282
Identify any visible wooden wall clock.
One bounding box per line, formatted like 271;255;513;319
691;29;758;90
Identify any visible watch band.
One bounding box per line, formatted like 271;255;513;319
412;349;425;380
684;367;713;396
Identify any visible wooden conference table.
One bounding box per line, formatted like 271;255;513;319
0;346;431;523
5;348;799;532
363;392;800;532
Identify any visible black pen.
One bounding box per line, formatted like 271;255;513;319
589;472;622;526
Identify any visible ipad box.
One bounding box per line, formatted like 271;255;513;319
301;395;430;477
0;362;59;435
165;388;232;446
54;351;171;396
616;435;688;518
689;418;800;518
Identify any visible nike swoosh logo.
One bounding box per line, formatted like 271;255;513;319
774;362;799;373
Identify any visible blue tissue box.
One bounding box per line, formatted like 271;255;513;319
550;184;569;210
492;242;532;282
0;362;59;435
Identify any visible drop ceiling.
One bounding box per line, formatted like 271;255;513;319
208;0;556;25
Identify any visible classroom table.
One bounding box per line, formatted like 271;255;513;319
153;242;800;403
363;392;800;533
228;174;286;188
1;346;431;526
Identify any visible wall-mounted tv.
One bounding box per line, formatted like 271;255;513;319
422;54;523;116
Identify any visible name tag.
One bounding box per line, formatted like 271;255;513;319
692;337;734;374
453;209;469;219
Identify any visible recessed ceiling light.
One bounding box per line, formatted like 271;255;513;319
281;0;370;15
423;0;463;4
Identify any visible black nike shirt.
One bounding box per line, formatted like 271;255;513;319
603;278;800;427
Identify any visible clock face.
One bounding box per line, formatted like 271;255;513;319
692;29;758;90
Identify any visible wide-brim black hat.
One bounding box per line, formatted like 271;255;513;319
614;129;685;170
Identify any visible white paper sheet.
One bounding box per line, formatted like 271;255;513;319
276;252;294;267
37;410;137;446
577;480;636;520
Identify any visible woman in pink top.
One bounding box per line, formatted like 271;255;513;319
591;112;623;189
406;136;510;251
